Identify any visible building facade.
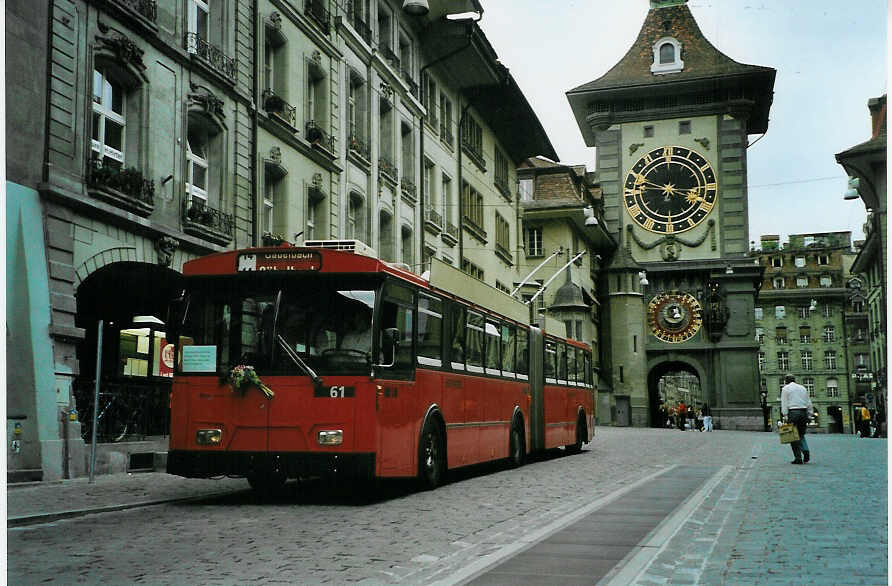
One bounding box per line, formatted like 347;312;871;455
566;0;774;429
6;0;560;481
753;232;867;433
837;95;887;424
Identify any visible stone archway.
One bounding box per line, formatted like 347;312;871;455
73;261;183;444
647;358;706;428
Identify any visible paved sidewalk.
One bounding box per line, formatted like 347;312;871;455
7;472;248;526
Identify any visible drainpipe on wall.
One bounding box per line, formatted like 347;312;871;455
251;2;259;246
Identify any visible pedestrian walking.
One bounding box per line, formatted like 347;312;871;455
677;402;687;431
780;374;813;464
858;406;872;438
702;403;713;431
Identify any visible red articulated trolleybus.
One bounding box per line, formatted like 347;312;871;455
166;241;594;492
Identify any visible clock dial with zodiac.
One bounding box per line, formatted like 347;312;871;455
648;292;703;343
623;146;717;234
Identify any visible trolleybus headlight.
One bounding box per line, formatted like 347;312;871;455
317;430;343;445
196;429;223;445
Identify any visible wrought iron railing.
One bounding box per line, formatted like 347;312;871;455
305;0;331;34
462;137;486;170
379;156;398;181
441;126;454;146
378;44;400;71
73;378;170;443
263;90;297;128
401;178;417;199
184;33;237;81
115;0;157;21
87;156;154;205
349;11;372;45
348;135;370;161
182;198;234;238
306;120;335;154
424;207;443;229
495;179;511;200
443;221;459;243
401;69;419;98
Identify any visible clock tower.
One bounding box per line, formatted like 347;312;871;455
567;0;776;429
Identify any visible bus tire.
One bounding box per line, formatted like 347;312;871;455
508;418;525;468
418;419;445;490
565;414;585;454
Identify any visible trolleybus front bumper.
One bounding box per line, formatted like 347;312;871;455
167;450;376;480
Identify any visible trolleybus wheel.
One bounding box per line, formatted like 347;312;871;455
508;419;525;468
565;415;584;454
418;420;445;490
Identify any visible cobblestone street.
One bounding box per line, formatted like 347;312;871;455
8;427;887;584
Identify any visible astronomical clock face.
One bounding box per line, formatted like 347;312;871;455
623;146;717;234
648;292;703;343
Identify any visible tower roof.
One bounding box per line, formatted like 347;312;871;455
567;2;775;139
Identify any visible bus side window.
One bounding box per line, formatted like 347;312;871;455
449;303;466;369
557;343;567;383
501;323;516;375
380;299;414;371
466;311;485;372
567;346;577;385
576;348;585;385
485;319;501;374
516;328;529;376
544;341;557;381
417;293;442;367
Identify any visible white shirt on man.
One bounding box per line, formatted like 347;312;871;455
781;381;813;416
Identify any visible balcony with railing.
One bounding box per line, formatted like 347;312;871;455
495;178;511;200
87;156;154;217
348;134;371;164
182;198;234;245
401;69;419;98
379;156;398;183
306;120;336;157
184;33;237;82
495;242;513;265
462;137;486;171
112;0;157;22
401;177;417;202
424;207;443;235
378;43;400;71
305;0;331;34
348;9;372;45
442;221;459;245
263;90;297;129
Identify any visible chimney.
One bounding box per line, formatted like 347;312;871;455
868;95;886;139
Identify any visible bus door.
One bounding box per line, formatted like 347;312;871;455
375;282;416;475
225;296;275;453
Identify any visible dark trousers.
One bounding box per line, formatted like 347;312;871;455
788;408;809;460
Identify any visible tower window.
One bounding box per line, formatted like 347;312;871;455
651;37;684;75
644;125;654;138
679;120;691;134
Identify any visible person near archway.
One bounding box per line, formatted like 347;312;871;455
677;401;687;431
701;403;713;432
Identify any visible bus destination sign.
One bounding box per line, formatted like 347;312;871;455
237;251;322;272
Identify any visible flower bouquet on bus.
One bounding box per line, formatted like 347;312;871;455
226;365;274;400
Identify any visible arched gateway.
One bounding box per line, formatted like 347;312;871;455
648;359;707;428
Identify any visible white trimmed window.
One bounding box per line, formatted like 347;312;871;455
92;69;125;168
187;0;209;52
795;256;806;268
754;307;763;320
651;37;684;75
262;175;275;235
527;227;543;257
824;351;837;369
796;275;809;288
777;351;789;371
186;126;209;205
803;377;815;397
801;350;813;370
826;378;839;398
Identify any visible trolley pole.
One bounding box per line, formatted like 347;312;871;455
89;320;103;483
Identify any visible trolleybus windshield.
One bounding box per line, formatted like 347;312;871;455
176;274;381;377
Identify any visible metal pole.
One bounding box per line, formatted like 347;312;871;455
527;251;587;307
510;249;562;297
89;319;103;483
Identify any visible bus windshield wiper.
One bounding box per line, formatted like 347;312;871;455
277;334;324;390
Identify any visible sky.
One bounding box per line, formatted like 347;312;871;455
478;0;887;246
